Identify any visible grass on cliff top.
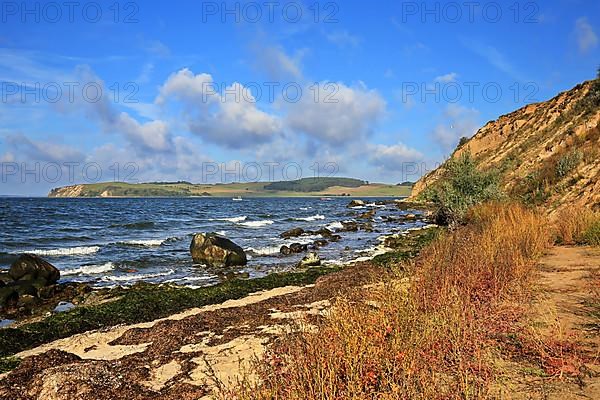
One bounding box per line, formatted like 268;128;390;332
0;265;342;358
50;179;413;198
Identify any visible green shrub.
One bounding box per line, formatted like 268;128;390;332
582;220;600;246
556;150;582;178
426;151;503;226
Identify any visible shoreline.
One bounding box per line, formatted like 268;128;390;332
0;220;438;397
0;209;438;374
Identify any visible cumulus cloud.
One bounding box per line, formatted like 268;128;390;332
113;113;172;152
285;81;386;145
56;66;173;153
431;104;480;152
189;83;283;148
156;68;216;105
4;133;85;163
156;69;282;148
367;142;424;171
574;17;598;54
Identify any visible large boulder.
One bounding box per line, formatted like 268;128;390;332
8;254;60;284
190;233;247;267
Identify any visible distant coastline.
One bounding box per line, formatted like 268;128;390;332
48;178;414;198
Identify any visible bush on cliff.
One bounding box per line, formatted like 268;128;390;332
425;151;503;226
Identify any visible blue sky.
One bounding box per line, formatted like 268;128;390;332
1;0;599;195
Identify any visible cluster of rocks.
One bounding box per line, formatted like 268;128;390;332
0;254;90;315
0;254;60;309
187;199;435;271
190;229;329;269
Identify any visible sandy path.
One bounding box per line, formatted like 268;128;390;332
505;246;600;399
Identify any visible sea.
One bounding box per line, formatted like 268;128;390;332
0;197;425;288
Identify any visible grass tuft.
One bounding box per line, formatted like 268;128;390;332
554;206;600;245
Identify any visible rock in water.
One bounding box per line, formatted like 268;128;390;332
190;233;247;267
347;199;366;208
359;209;376;219
280;243;308;255
280;227;305;239
8;254;60;284
299;252;321;267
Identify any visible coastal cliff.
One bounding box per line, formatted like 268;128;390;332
411;80;600;213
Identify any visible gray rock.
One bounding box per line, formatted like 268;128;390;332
280;228;305;239
8;254;60;284
190;233;247;267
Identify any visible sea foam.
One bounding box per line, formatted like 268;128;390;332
28;246;100;256
62;262;115;276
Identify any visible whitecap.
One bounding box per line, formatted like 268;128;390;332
282;234;322;246
326;222;344;231
62;262;115;276
239;220;274;228
118;239;165;247
293;214;325;222
365;203;386;208
101;269;175;282
212;216;247;223
245;245;281;255
28;246;100;256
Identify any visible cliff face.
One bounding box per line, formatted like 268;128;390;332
411;80;600;213
48;185;86;198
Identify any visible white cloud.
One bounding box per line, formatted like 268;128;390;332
434;72;458;83
156;68;216;105
156;69;282;148
326;30;361;48
367;143;424;171
285;82;386;145
189;82;283;148
575;17;598;54
251;45;304;80
55;66;176;155
144;40;171;58
4;133;85;163
113;113;172;152
431;104;480;153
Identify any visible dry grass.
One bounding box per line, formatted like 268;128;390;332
223;203;553;399
554;206;600;245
